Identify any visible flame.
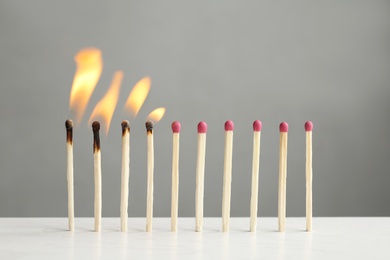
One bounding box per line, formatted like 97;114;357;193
124;77;151;117
89;71;123;135
147;107;166;123
69;48;103;124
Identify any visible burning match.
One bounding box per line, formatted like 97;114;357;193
145;121;154;232
222;120;234;232
92;121;102;232
65;119;74;231
305;121;313;231
195;121;207;232
171;121;181;232
278;122;288;232
250;120;262;232
120;120;130;232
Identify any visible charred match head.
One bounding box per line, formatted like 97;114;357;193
171;121;181;133
65;119;73;144
121;120;130;136
253;120;262;132
279;122;289;133
145;120;154;134
92;121;101;153
305;121;313;132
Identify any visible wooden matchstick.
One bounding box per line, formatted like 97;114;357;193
92;121;102;232
65;120;74;231
195;122;207;232
250;120;262;232
120;120;130;232
171;121;181;232
222;120;234;232
278;122;288;232
145;121;154;232
305;121;313;231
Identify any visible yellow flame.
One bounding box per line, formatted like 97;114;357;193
124;77;151;117
89;71;123;135
147;107;166;123
69;48;103;124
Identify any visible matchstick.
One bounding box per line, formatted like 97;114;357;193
92;121;102;232
250;120;262;232
305;121;313;231
145;121;154;232
222;120;234;232
278;122;288;232
171;121;181;232
65;119;74;231
120;120;130;232
195;121;207;232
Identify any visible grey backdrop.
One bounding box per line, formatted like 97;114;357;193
0;1;389;217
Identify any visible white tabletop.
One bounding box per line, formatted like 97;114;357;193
0;218;389;259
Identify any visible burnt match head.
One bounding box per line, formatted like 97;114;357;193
224;120;234;131
145;120;154;134
65;119;73;144
121;120;130;136
279;122;289;132
92;121;100;152
171;121;181;133
253;120;262;132
305;121;313;132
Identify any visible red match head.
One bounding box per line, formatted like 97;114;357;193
279;122;288;132
253;120;262;132
224;120;234;131
197;121;207;133
305;121;313;131
171;121;181;133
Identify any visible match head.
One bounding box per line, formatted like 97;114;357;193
171;121;181;133
65;119;73;130
145;120;154;134
279;122;288;132
92;121;100;132
197;121;207;133
253;120;262;132
305;121;313;131
224;120;234;131
121;120;130;135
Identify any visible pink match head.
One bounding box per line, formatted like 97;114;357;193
224;120;234;131
305;121;313;131
253;120;262;132
171;121;181;133
197;121;207;133
279;122;289;132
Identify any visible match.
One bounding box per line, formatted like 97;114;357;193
145;120;154;232
278;122;288;232
120;120;130;232
195;121;207;232
92;121;102;232
305;121;313;231
171;121;181;232
222;120;234;232
250;120;262;232
65;119;74;231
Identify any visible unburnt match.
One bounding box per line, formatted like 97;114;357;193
222;120;234;232
120;120;130;232
305;121;313;231
250;120;262;232
171;121;181;232
92;121;102;232
195;121;207;232
65;119;74;231
145;121;154;232
278;122;288;232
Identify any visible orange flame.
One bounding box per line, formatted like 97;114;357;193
89;71;123;135
124;77;151;117
69;48;103;124
147;107;166;123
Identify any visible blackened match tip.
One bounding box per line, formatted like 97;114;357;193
92;121;100;132
121;120;130;134
145;120;154;133
65;119;73;130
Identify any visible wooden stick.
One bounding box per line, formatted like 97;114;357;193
171;121;181;232
120;121;130;232
305;121;313;231
222;120;234;232
250;120;262;232
278;122;288;232
195;122;207;232
145;121;154;232
92;121;102;232
65;120;74;231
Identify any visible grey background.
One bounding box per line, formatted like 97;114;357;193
0;1;389;217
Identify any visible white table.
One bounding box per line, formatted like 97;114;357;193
0;218;389;259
